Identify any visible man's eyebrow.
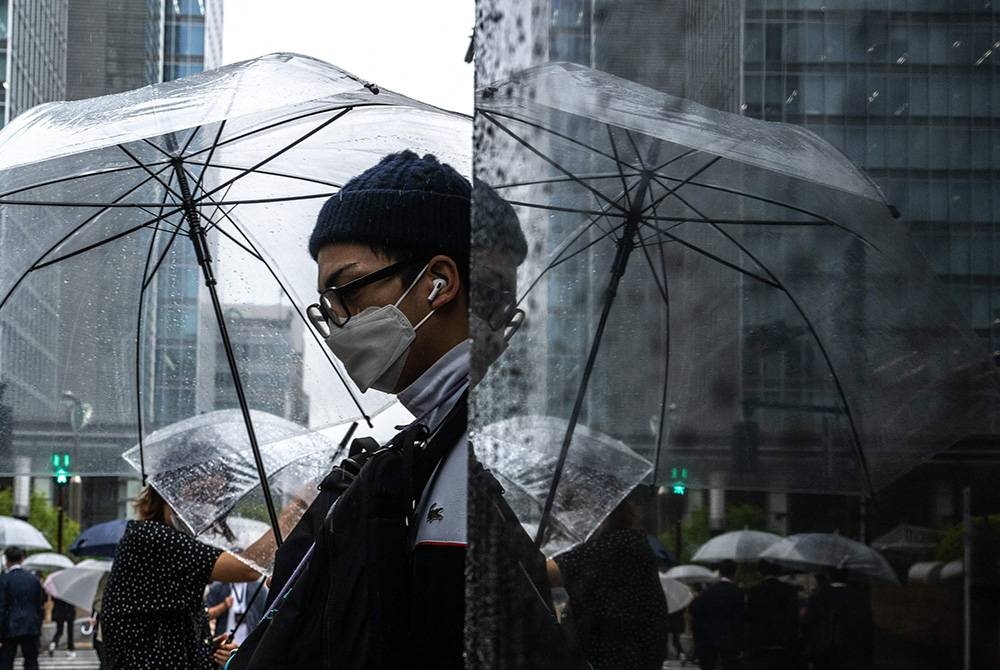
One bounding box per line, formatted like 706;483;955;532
322;262;359;290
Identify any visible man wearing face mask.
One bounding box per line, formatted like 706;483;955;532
231;151;579;670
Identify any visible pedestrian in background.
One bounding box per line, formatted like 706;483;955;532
100;485;260;669
745;560;800;670
690;559;745;670
551;494;670;670
47;595;76;658
0;546;45;670
802;567;873;670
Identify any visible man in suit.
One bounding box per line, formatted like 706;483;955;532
690;559;745;670
746;560;800;670
0;546;45;670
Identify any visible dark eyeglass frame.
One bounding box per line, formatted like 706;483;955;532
307;260;410;335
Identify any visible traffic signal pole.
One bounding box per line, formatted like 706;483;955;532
56;483;64;554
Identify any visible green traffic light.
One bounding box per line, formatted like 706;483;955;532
672;483;686;495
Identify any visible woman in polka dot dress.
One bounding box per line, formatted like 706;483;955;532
100;486;261;669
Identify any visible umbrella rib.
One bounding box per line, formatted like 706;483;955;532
0;166;178;314
645;173;881;253
214;208;375;428
481;109;640;174
549;221;629;270
176;166;261;259
663;196;876;496
31;207;185;271
116;143;187;203
501;199;626;218
192;119;228;196
181;102;382;163
494;172;642;190
623;129;648;170
134;169;178;482
606;127;634;211
638;221;780;288
637;155;723;220
480;111;628;213
183;159;346;192
513;187;637;308
0;162;172;199
195;108;354;204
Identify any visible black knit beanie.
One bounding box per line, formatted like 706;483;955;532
309;150;472;262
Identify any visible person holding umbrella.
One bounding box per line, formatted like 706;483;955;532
227;151;577;670
745;560;800;670
0;546;45;670
46;595;76;658
99;486;260;669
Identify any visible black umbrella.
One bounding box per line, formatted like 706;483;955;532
473;62;999;546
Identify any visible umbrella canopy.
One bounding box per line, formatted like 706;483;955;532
122;408;345;537
871;523;939;554
68;519;127;559
0;52;469;538
22;552;74;572
472;62;998;545
474;414;652;556
43;559;112;611
664;564;718;584
692;529;784;564
0;516;51;550
658;574;695;613
760;532;898;583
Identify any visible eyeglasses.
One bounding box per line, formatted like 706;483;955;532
307;261;409;336
482;288;525;342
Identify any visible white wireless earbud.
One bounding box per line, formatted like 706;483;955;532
427;278;447;303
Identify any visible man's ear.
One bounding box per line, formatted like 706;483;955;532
425;255;462;309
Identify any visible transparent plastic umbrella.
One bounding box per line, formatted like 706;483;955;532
0;53;469;541
474;414;652;557
663;564;719;584
692;529;784;564
0;516;51;550
43;559;112;611
22;552;74;572
658;574;694;613
473;62;999;547
122;408;343;536
760;532;898;583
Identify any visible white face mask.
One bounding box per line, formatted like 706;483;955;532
323;265;435;393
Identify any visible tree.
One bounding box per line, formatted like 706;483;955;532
0;488;80;553
0;381;12;460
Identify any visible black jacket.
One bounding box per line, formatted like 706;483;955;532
746;577;799;652
0;567;45;639
690;579;745;652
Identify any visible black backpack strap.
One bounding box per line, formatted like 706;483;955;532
411;390;468;497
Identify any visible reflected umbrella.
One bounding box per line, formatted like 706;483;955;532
474;414;652;556
474;62;999;546
691;529;784;564
760;532;898;583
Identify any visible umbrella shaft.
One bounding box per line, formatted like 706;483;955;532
172;159;216;285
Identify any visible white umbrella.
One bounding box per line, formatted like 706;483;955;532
22;552;74;572
760;533;898;583
43;559;112;611
0;516;51;550
664;564;719;584
691;530;784;563
658;575;694;613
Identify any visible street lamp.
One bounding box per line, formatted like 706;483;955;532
57;391;90;553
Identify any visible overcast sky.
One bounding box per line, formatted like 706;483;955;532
222;0;474;115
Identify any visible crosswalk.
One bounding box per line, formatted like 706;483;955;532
13;649;99;670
